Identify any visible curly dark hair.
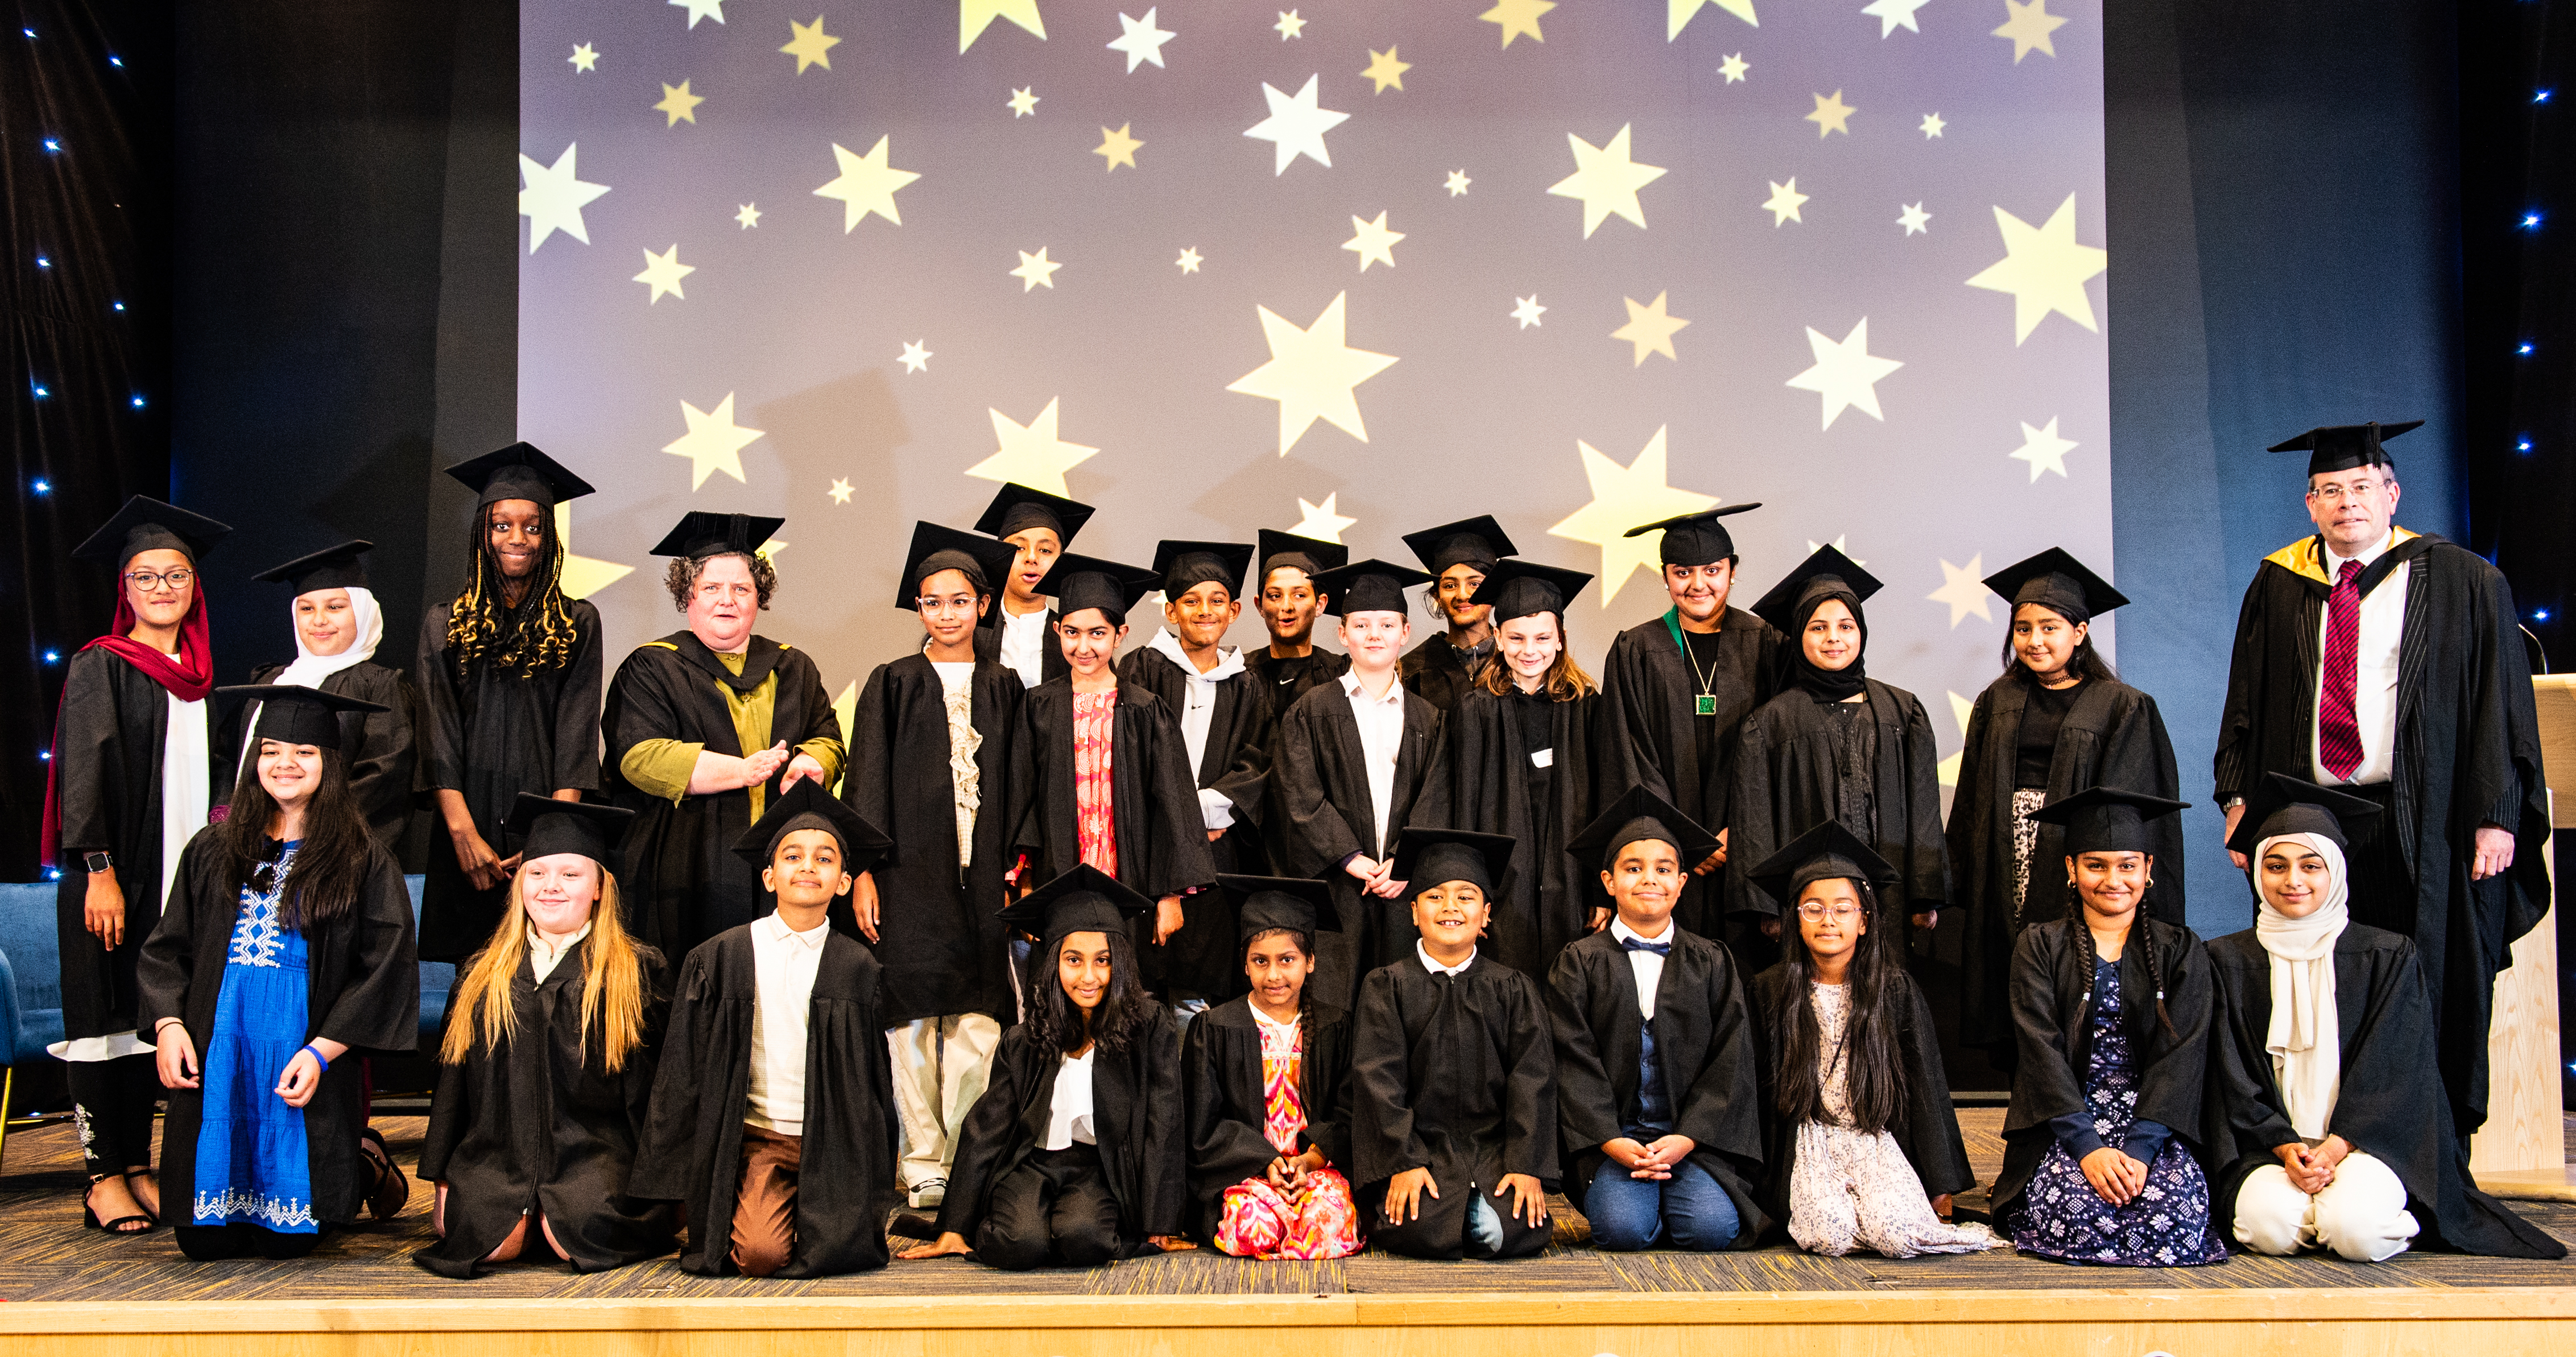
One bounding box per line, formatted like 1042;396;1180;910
1022;927;1159;1056
1769;878;1912;1136
445;505;584;680
662;549;777;611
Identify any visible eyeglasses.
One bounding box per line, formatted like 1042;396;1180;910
1795;902;1860;922
916;596;981;615
124;569;195;591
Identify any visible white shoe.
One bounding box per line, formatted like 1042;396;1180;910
908;1179;947;1209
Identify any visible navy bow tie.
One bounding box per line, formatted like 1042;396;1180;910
1620;937;1671;956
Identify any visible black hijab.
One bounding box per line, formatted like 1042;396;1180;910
1785;576;1868;702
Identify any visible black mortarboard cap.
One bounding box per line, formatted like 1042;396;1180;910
974;482;1095;547
1312;558;1434;618
1624;503;1763;569
1982;547;2126;624
1000;863;1158;945
1747;544;1884;636
898;522;1021;618
1152;539;1256;599
2267;420;2423;478
1746;820;1900;909
1566;785;1720;873
442;442;596;510
1256;528;1350;589
650;511;785;559
1391;826;1516;898
1219;873;1342;944
2030;785;2189;856
223;683;389;755
2225;772;2386;858
731;779;893;874
72;496;233;570
503;793;636;875
1034;552;1159;623
1401;515;1516;574
1468;558;1594;624
253;540;372;595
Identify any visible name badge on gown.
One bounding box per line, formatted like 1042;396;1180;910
1695;694;1718;715
1529;747;1554;768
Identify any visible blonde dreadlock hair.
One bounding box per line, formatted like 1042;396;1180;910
445;507;583;679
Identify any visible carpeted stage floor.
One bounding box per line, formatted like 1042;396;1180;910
3;1110;2570;1301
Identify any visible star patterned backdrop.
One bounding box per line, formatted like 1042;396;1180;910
518;0;2108;792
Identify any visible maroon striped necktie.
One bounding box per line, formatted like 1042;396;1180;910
2318;558;2366;780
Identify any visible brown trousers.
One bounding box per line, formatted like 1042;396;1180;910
731;1123;802;1277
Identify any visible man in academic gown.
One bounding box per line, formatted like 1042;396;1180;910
629;783;902;1277
1242;529;1352;709
972;482;1094;689
417;444;605;963
1397;516;1514;713
1594;506;1781;941
2213;420;2549;1141
1118;539;1276;1002
603;511;846;961
240;541;419;849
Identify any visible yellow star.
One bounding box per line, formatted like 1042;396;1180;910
1480;0;1555;47
1007;86;1040;117
961;0;1046;52
1274;9;1305;39
1928;554;1994;628
1361;45;1411;93
1762;177;1808;226
632;244;693;304
1548;123;1666;238
1936;690;1973;787
1291;493;1357;543
1993;0;2068;61
1547;427;1719;604
654;80;704;127
2008;417;2079;481
828;681;858;792
1010;247;1063;291
757;536;789;562
1719;52;1750;82
967;398;1098;495
899;340;932;373
1093;123;1143;172
1226;291;1399;455
551;502;632;599
1805;89;1855;138
1175;246;1204;274
1341;210;1403;271
813;135;919;230
1611;292;1690;366
662;392;764;491
568;43;600;73
1669;0;1758;41
1785;317;1904;429
828;478;854;504
780;15;841;73
1444;169;1471;196
735;202;761;228
1965;193;2107;343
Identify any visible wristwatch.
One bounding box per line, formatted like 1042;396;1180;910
85;851;113;874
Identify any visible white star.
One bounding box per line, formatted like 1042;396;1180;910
1243;75;1349;175
662;392;763;491
1107;9;1175;72
669;0;726;28
632;244;693;303
1920;111;1946;138
1897;202;1932;235
1292;493;1358;543
568;43;600;72
1762;177;1809;226
1785;317;1904;429
1226;291;1398;455
1275;9;1305;39
1806;535;1866;568
2008;417;2079;481
1937;689;1975;786
813;135;920;230
1008;86;1040;117
1548;124;1667;238
1668;0;1756;41
1862;0;1932;36
827;478;854;504
1341;211;1403;271
1445;169;1472;196
1176;246;1204;274
735;202;761;229
1994;0;2069;61
1965;192;2108;343
517;143;609;253
899;340;932;373
1928;554;1994;628
1511;295;1547;329
1719;52;1749;82
966;398;1100;496
1009;247;1063;291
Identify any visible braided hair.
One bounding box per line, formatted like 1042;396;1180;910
2066;860;2178;1045
444;504;583;680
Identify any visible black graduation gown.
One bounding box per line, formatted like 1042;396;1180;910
1990;918;2219;1230
602;633;843;961
1545;930;1768;1242
50;647;229;1042
1117;646;1278;998
415;599;604;962
2213;531;2550;1139
137;834;420;1228
1271;682;1453;1010
1595;610;1784;939
973;608;1071;685
1178;998;1355;1242
1243;646;1350;712
2201;926;2566;1259
842;652;1023;1028
242;660;420;850
1746;965;1973;1230
628;925;902;1276
1948;674;2186;1053
934;1011;1190;1253
1349;954;1560;1257
1399;633;1488;713
1727;681;1949;921
416;937;679;1277
1446;689;1610;980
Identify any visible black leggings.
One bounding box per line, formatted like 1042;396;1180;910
67;1054;160;1178
974;1143;1123;1271
175;1223;330;1260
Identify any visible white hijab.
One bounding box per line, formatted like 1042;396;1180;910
239;586;383;770
2252;831;2349;1139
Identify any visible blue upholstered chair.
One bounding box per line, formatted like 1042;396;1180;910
0;879;68;1172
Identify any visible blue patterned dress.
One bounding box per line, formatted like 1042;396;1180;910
189;843;318;1232
2008;961;2226;1265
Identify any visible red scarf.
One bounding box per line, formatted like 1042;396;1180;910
39;587;217;866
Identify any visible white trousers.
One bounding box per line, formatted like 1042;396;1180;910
887;1013;1002;1189
2232;1151;2419;1263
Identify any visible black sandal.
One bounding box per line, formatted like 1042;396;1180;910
122;1168;163;1224
358;1127;410;1222
83;1174;156;1235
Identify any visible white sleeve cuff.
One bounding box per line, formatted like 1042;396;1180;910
1198;787;1235;830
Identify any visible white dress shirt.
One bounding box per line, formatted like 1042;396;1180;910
1150;629;1244;831
1416;941;1477;977
997;603;1052;689
1040;1048;1099;1150
1341;670;1408;856
2311;528;2407;787
747;911;832;1136
526;920;593;983
1609;918;1671;1019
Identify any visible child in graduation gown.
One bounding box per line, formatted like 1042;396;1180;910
237;540;419;849
1743;823;1998;1257
629;782;903;1278
901;866;1195;1269
1990;788;2228;1267
1548;788;1766;1252
417;796;677;1277
1350;829;1560;1260
2202;776;2567;1261
1181;875;1363;1259
140;686;419;1260
1241;529;1353;709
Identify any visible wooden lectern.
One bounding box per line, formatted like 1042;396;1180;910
2470;676;2572;1186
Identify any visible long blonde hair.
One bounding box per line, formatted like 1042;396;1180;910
439;870;650;1072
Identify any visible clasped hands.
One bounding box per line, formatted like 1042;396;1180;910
1603;1134;1696;1181
2272;1134;2352;1194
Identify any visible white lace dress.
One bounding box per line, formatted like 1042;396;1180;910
1787;982;2003;1257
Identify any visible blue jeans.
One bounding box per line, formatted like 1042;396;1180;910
1583;1156;1740;1251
